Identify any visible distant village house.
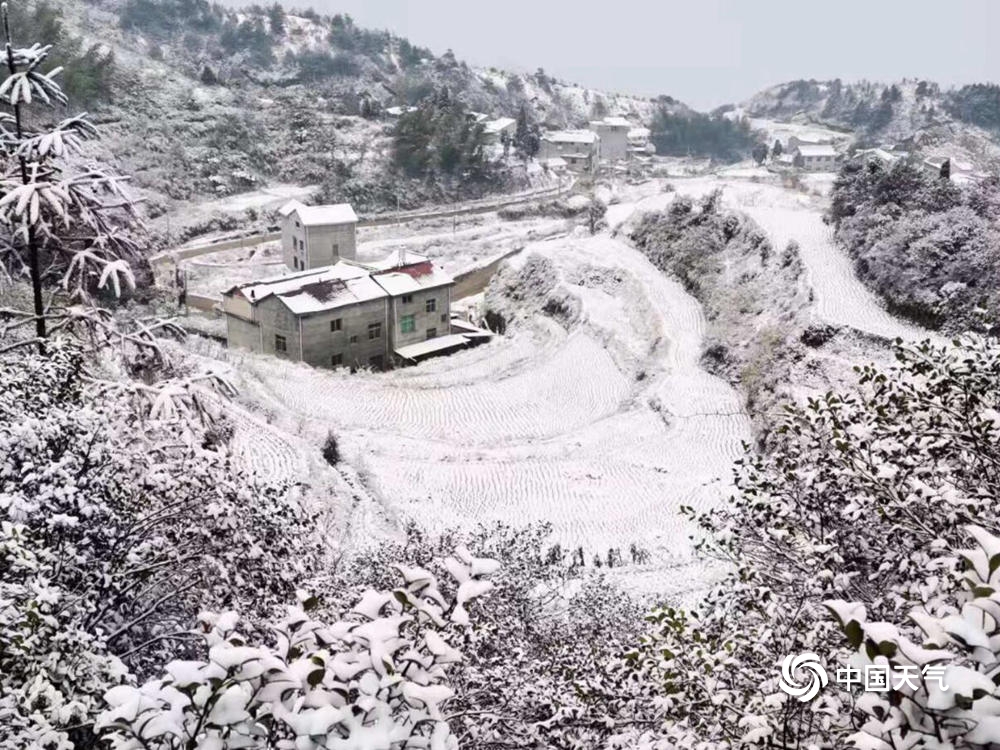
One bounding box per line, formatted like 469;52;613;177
538;130;600;172
483;117;516;146
792;143;838;171
588;116;631;162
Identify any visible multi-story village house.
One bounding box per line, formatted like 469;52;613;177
538;130;600;172
278;200;358;271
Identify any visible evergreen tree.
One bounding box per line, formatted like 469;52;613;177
772;139;783;158
266;2;285;36
513;104;540;161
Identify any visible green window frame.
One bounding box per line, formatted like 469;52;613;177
400;314;416;333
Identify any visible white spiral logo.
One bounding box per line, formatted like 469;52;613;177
778;652;828;702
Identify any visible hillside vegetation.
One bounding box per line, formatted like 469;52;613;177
829;157;1000;332
742;78;1000;170
41;0;687;225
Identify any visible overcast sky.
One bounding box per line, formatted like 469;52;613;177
219;0;999;110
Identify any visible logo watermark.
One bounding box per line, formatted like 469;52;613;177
778;654;950;702
778;653;828;702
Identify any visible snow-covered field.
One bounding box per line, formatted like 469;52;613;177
192;193;752;599
188;167;945;601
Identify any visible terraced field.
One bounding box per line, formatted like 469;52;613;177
198;171;942;600
207;218;751;598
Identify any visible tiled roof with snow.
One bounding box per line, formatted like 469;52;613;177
277;272;387;314
796;144;837;157
277;199;306;217
361;251;454;296
543;129;598;145
599;116;632;128
227;251;453;315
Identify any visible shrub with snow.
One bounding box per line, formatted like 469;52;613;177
97;547;499;750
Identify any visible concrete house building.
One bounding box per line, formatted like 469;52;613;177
626;127;655;159
793;143;838;171
222;251;463;370
787;135;833;152
483;117;516;146
589;116;631;162
279;201;359;272
538;130;600;172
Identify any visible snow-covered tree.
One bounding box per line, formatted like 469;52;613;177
97;548;499;750
827;525;1000;748
623;335;1000;748
0;342;325;747
0;2;141;352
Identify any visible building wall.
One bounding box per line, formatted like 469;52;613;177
801;154;836;171
225;313;262;353
387;284;453;351
282;214;308;271
253;297;302;360
538;140;596;172
298;297;390;370
306;223;357;267
282;214;358;270
593;124;628;161
222;292;253;322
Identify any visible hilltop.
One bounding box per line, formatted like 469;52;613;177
738;78;1000;169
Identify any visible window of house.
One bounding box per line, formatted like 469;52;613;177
440;313;448;323
292;257;299;270
330;318;342;332
425;327;437;340
425;298;437;313
295;220;301;228
368;322;382;340
332;242;339;255
275;334;287;352
349;334;358;344
400;314;416;333
401;294;413;304
369;354;384;370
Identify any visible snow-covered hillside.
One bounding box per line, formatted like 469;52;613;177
739;78;1000;169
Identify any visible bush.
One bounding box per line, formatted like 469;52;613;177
829;158;1000;331
321;430;340;465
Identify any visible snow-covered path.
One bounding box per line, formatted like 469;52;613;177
627;176;943;344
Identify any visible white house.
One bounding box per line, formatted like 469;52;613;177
222;251;469;370
279;201;359;272
793;144;838;171
589;116;631;162
538;130;600;172
627;126;655;158
483;116;516;145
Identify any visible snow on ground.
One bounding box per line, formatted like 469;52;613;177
749;117;852;148
186;166;947;601
192;205;751;600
